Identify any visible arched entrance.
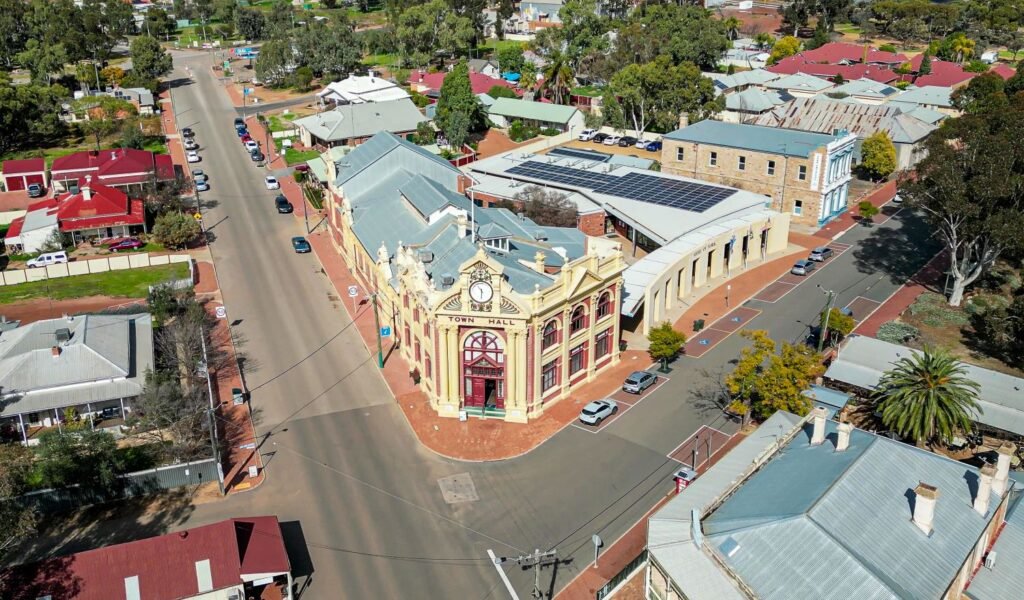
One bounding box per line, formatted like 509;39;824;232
462;331;505;410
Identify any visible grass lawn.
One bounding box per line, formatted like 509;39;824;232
284;147;321;166
142;138;168;154
0;263;189;305
267;115;298;133
362;53;401;67
476;39;526;54
571;85;604;98
835;23;862;35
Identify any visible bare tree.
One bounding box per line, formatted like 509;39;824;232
513;185;578;228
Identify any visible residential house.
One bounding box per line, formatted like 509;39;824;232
0;313;153;445
2;516;294;600
408;69;518;98
889;85;958;116
829;77;903;104
49;148;175;194
753;97;937;170
720;88;789;123
646;409;1019;600
2;198;58;253
113;87;157;115
468;146;791;335
485;97;585;133
469;58;502;79
769;56;899;84
909;54;978;88
796;41;909;66
705;69;782;93
1;158;47;192
824;335;1024;441
763;73;834;98
316;72;411;105
321;132;626;422
55;177;147;242
661;119;856;227
293;98;428;148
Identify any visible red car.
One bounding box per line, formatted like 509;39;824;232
108;238;143;252
241;133;253;144
293;164;310;173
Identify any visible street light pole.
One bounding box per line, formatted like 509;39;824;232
817;284;836;353
370;292;384;368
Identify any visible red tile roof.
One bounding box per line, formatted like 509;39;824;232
1;158;45;175
795;42;908;65
408;70;520;96
55;179;145;231
4;216;23;239
50;148;174;186
990;63;1017;80
768;56;898;83
1;516;290;600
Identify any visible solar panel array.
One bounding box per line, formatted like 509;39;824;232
506;161;735;213
548;147;611;163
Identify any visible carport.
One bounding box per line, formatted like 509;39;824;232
1;158;47;192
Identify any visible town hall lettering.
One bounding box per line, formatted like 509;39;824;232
447;316;518;326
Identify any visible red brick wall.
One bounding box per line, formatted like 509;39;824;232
578;212;606;237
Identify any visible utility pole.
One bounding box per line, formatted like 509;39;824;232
495;549;558;599
370;292;384;368
817;284;836;353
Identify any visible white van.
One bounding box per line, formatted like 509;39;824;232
26;251;69;268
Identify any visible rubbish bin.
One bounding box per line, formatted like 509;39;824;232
619;340;628;352
693;319;705;332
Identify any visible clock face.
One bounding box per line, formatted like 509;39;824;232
469;281;493;303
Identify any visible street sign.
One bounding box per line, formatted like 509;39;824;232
347;285;358;298
215;306;227;319
248;465;259;478
380;326;392;338
193;212;203;220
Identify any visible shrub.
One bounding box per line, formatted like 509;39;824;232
909;293;970;327
539;127;560;136
508;119;539;142
877;321;920;344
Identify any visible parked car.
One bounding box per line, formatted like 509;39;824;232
26;183;43;198
618;136;638;147
182;127;195;138
578;128;597;141
292;236;311;253
592;132;610;143
275;195;293;213
791;259;817;276
644;140;662;152
808;246;834;262
191;169;206;182
265;175;280;190
186;151;200;163
26;251;68;268
108;238;143;252
250;150;264;162
234;117;245;128
244;140;260;153
623;370;657;394
195;179;210;191
240;133;253;144
635;138;652;149
892;193;903;204
603;135;622;146
673;467;698;489
184;139;199;151
579;399;618;425
293;164;310;173
235;125;248;136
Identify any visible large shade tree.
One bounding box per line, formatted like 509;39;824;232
901;93;1024;306
875;346;981;446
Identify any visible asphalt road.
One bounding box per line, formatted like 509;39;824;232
19;51;941;599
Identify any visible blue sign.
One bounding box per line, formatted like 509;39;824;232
243;87;253;96
380;326;392;338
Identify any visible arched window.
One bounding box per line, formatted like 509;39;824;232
596;292;612;319
570;305;587;334
463;331;504;365
542;320;559;349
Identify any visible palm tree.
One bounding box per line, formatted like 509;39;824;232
950;33;976;64
875;346;981;447
541;53;574;105
723;17;742;42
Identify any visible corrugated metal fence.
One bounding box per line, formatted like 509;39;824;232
20;458;219;514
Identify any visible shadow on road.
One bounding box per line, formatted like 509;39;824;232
851;211;941;287
280;521;315;598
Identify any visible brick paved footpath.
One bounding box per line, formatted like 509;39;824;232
554;429;749;600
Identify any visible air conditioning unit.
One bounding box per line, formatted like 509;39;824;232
985;551;997;569
441;274;455;286
417;250;434;263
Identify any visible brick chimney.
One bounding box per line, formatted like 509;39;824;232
913;482;939;536
993;442;1016;497
82;175;93;201
835;421;852;451
974;463;996;516
810;406;827;445
51;346;61;357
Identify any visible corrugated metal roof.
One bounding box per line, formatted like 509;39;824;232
333;131;458;188
965;494;1024;600
824;335;1024;436
725;88;786;113
703;419;1004;599
752;97;936;144
666;119;837;157
487;98;579;124
294;98;427;143
890;85;955;108
764;73;834;92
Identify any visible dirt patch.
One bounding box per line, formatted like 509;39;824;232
0;296;145;324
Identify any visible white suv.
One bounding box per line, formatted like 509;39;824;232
578;128;597;141
27;251;69;268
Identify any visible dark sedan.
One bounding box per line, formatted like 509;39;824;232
592;132;610;143
292;236;311;253
618;136;638;147
275;195;293;213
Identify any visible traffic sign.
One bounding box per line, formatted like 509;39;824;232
347;285;358;298
380;326;392;338
193;212;203;220
215;306;226;319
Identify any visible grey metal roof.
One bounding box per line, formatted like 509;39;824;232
704;420;1004;600
825;335;1024;436
476;222;510;239
0;314;153;417
764;73;834;92
665;119;838;158
965;495;1024;600
648;411;805;600
606;154;654;169
752;97;937;145
400;174;470;217
891;85;955;109
831;78;901;99
801;384;850;418
898;104;946;125
707;69;781;91
334;131;460;188
724;88;787;113
294;98;427;143
487;98;579;125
